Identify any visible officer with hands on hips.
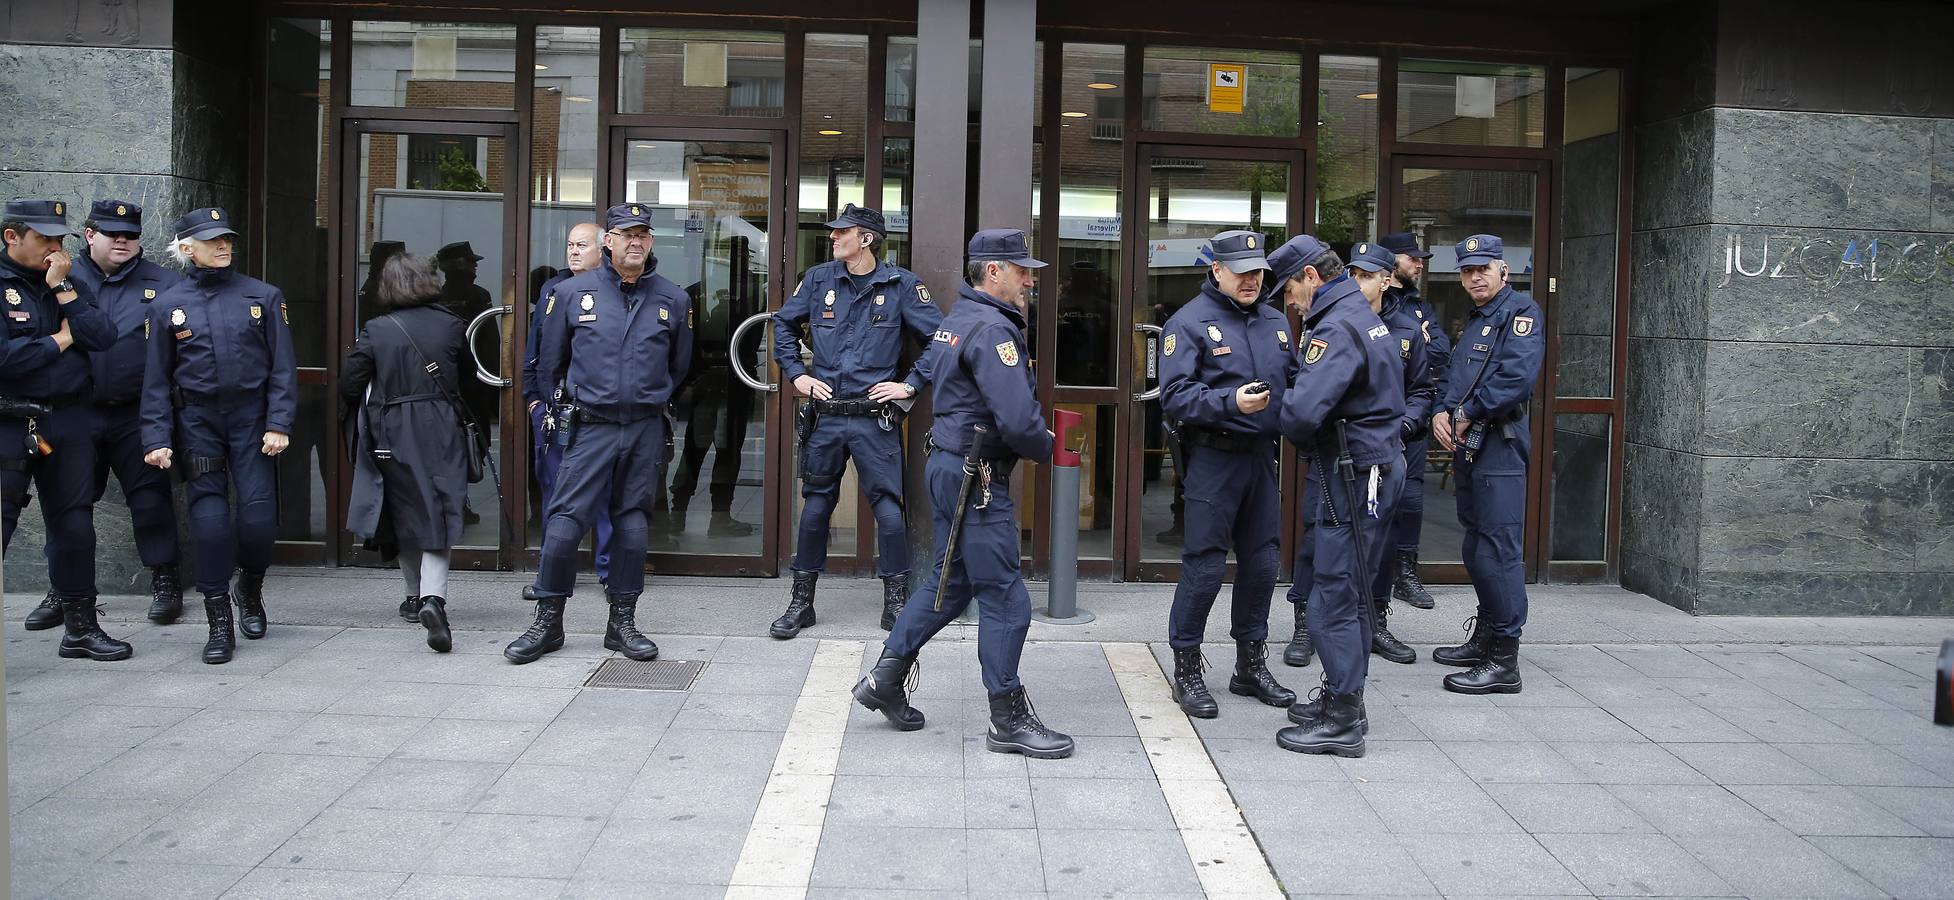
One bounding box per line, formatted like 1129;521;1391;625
1;198;127;661
141;207;298;665
1376;231;1448;609
72;200;185;625
1272;235;1405;757
506;203;691;666
1429;234;1543;694
770;203;941;638
852;228;1073;760
1157;229;1297;719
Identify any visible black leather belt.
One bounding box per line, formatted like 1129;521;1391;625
1180;426;1272;454
577;404;666;425
812;396;887;416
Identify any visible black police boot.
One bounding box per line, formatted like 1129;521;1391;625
1431;615;1492;667
1394;551;1436;609
1276;688;1367;757
1370;605;1418;665
1282;602;1314;667
1229;640;1297;707
879;572;909;632
148;565;183;625
1444;634;1523;695
851;648;925;731
986;686;1075;759
58;595;133;661
1171;646;1219;719
1287;684;1370;734
504;592;566;665
201;596;235;665
769;571;817;639
233;570;268;640
24;591;63;631
399;595;422;622
418;595;452;653
709;510;756;538
604;593;660;661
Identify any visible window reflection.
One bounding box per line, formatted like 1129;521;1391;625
349;21;519;109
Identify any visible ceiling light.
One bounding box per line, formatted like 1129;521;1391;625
635;143;657;149
822;114;833;119
534;63;548;70
1356;91;1378;100
819;129;844;135
1060;111;1089;118
565;95;592;102
1086;82;1117;90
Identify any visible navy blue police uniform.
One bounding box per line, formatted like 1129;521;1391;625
140;207;298;657
772;204;942;634
510;203;691;665
1276;237;1405;755
1433;234;1543;693
72;201;184;615
1376;231;1450;589
523;263;610;583
0;200;117;605
1157;230;1298;716
856;229;1072;759
1351;242;1435;659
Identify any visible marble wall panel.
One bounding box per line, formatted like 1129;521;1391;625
1711;108;1934;232
1699;342;1913;459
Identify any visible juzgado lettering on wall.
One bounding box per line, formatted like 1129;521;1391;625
1716;232;1954;287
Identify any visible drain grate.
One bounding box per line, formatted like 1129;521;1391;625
585;658;705;691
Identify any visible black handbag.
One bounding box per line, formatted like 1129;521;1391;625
386;316;494;486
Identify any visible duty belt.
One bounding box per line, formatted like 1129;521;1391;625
44;391;89;409
924;429;1017;464
1179;425;1273;454
811;396;888;417
575;403;666;425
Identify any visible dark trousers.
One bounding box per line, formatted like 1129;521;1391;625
792;414;909;577
1167;444;1279;649
1286;468;1395;621
531;404;611;582
884;450;1029;697
0;406;100;595
534;416;667;599
93;403;179;568
1394;435;1430;553
1453;426;1530;638
176;404;278;596
1296;460;1405;695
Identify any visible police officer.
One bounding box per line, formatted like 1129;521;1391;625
1;199;127;661
1158;230;1297;718
1377;231;1450;609
852;228;1072;760
1273;236;1404;757
770;203;941;638
1430;234;1543;694
141;207;298;665
506;203;690;666
72;200;185;625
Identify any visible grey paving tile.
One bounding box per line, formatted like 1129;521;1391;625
826;773;964;828
961;731;1031;778
1558;675;1687;709
1713;704;1866;744
578;818;745;884
1658;675;1804;711
1815;706;1954;748
1399;704;1537;742
1358;780;1522;834
1231;778;1390;834
1023;734;1154;780
1671;832;1886;898
14;703;198;750
966;828;1047;894
1809;836;1954;900
1402;833;1586;896
1607;701;1757;744
548;688;687;728
651;726;784;773
1781;645;1920;683
53;746;249;803
110;753;380;866
1550;741;1709;785
1730;783;1928;836
613;765;766;827
1664;741;1835;785
1775;741;1950;788
1504;706;1647;742
1603;645;1735;680
560;878;721;900
837;724;966;777
515;720;667;770
1030;776;1176;830
437;685;580;723
219;867;411;898
334;757;508;812
1036;827;1202;895
1333;739;1473;783
1483;675;1598;708
669;691;800;732
6;741;122;807
5;700;72;740
1537;832;1736;897
712;634;818;665
391;718;544;764
811;822;968;892
391;873;568;899
420;813;606;878
965;776;1037;829
45;861;250;899
1852;786;1954;837
1440;740;1588;783
268;713;431;758
1204;737;1350;783
1888;741;1954;775
324;681;471;719
1256;828;1437;895
138;707;317;753
689;660;812;695
1604;783;1788;836
1483;782;1657;834
222;678;364;713
10;796;180;866
473;763;634;817
264;807;462;872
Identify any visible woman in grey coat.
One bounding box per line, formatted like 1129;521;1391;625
342;255;470;651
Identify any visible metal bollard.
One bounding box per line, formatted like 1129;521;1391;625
1034;408;1094;625
1937;639;1953;727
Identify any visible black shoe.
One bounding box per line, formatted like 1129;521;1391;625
986;686;1074;759
1171;646;1218;718
148;565;183;624
1286;685;1370;734
1394;552;1435;609
770;571;817;639
1228;640;1297;707
58;595;133;661
708;511;755;538
1153;522;1183;544
851;648;925;731
201;595;235;665
505;594;566;664
399;595;423;622
1276;688;1367;757
233;570;268;640
24;591;62;631
880;572;908;632
604;593;659;661
419;596;452;653
1371;611;1418;665
1282;602;1314;667
1444;634;1522;694
1432;615;1491;667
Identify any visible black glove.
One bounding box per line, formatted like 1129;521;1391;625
1400;418;1427;442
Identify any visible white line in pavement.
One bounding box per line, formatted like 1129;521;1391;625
1104;642;1286;900
725;638;865;900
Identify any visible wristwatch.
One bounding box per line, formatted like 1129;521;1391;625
53;279;75;294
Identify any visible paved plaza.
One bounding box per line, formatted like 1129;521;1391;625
5;573;1953;899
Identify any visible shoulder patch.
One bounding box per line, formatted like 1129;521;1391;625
545;294;556;316
995;340;1020;367
917;284;932;304
1513;315;1534;336
1400;337;1412;357
1162;332;1177;357
1276;330;1288;346
932;329;960;346
1304;338;1328;365
1366;323;1390;340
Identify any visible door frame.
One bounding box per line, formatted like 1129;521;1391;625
1381;152;1555;584
1119;141;1309;583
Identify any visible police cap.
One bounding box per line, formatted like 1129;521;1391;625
5;199;75;238
966;228;1046;268
89;199;142;235
173;207;238;242
1265;234;1330;288
606;203;654;231
824;203;886;238
1207;229;1272;274
1347;241;1398;273
1377;230;1431;259
1456;233;1504;266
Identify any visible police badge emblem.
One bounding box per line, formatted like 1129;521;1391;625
1401;338;1412;357
1277;330;1288;346
170;308;186;327
54;202;63;215
630;205;642;216
143;289;156;300
1304;338;1328;365
1246;235;1257;249
545;295;556;316
1513;316;1534;336
281;302;290;324
824;290;836;306
249;304;262;320
1163;333;1177;357
1466;237;1480;252
874;294;885;306
4;289;18;305
659;308;669;321
1206;324;1223;343
995;341;1020;367
581;295;595;311
116;204;127;216
917;285;932;303
210;209;221;220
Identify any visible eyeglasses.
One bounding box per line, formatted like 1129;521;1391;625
608;230;652;245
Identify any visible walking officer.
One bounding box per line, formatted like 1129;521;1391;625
1430;234;1543;694
506;203;690;666
1;199;128;661
1377;231;1449;609
770;203;941;638
141;207;298;665
1273;236;1404;757
1158;230;1296;718
72;200;185;624
852;228;1073;760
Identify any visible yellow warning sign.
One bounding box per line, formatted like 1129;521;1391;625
1207;64;1245;114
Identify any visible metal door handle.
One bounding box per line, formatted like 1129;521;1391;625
1134;322;1163;401
728;311;778;393
466;306;512;388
